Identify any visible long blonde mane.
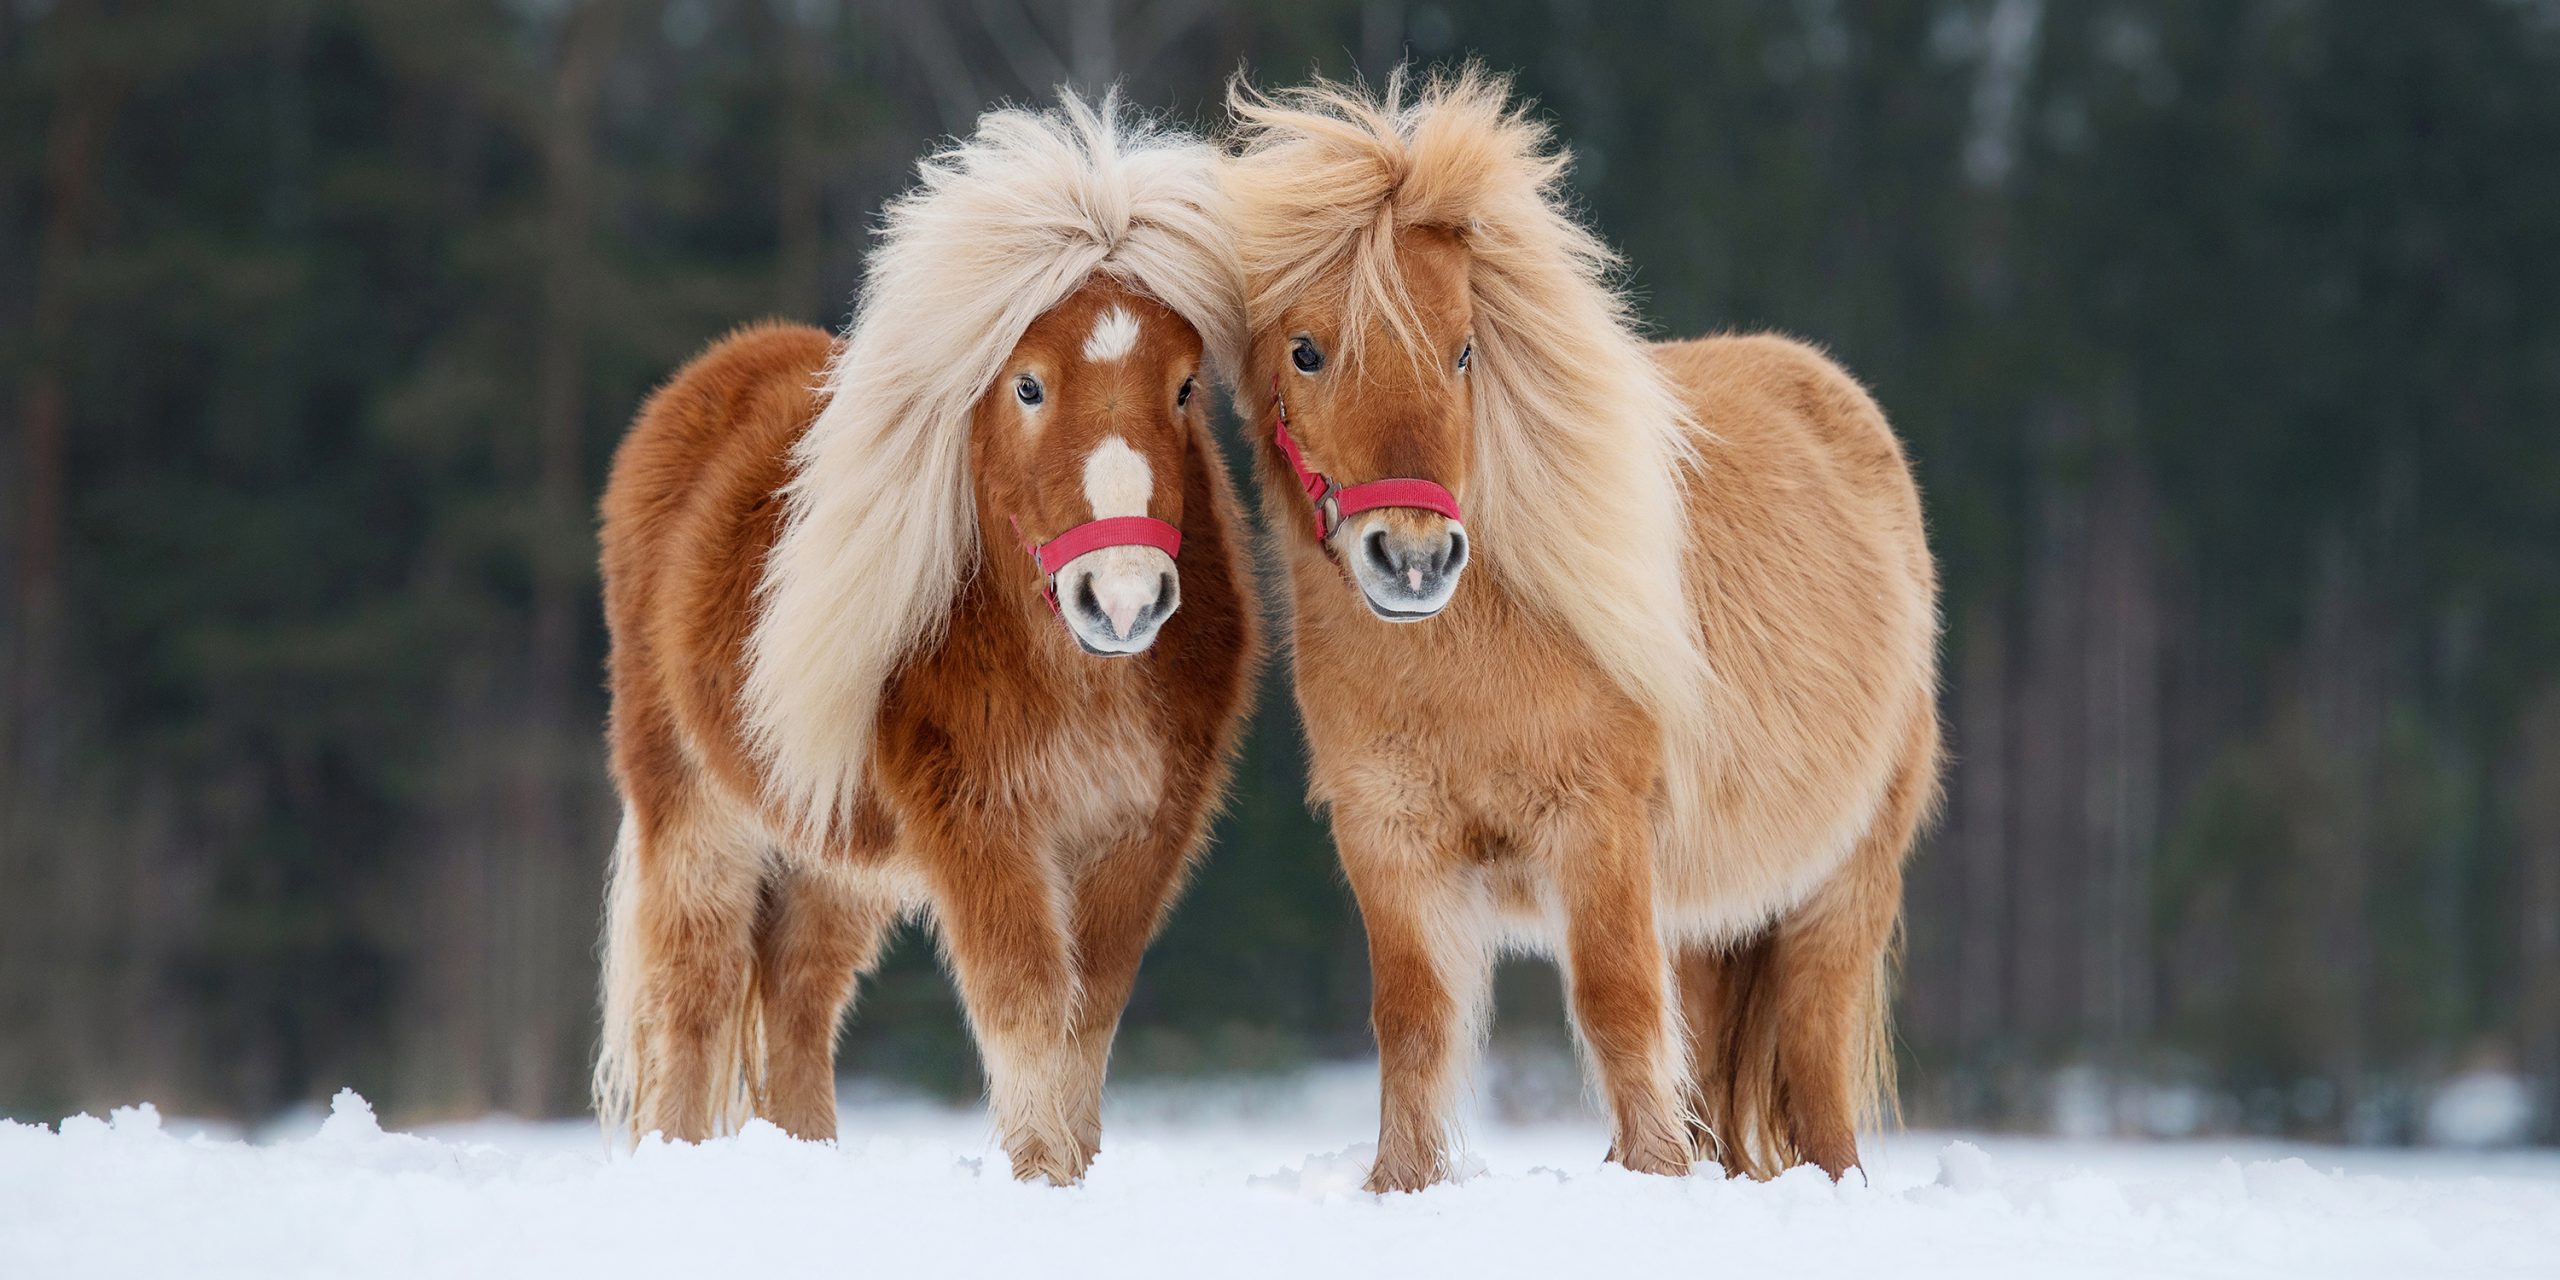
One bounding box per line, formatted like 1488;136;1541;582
1224;67;1715;819
745;92;1245;839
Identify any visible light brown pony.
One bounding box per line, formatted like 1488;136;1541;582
1223;68;1941;1191
593;96;1257;1184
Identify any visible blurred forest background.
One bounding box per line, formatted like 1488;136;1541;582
3;0;2557;1146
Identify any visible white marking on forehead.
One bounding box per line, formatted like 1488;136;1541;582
1082;307;1142;362
1082;435;1152;519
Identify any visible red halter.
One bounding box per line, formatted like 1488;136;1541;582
1268;374;1463;546
1010;513;1183;616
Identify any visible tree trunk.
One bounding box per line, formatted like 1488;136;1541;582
0;0;127;1113
9;0;124;793
2012;418;2089;1054
2082;452;2159;1115
1955;600;2011;1054
1359;0;1406;74
505;0;621;1116
2516;687;2560;1143
2298;531;2384;1138
774;0;825;321
1064;0;1115;93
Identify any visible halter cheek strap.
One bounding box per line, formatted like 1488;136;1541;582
1009;513;1183;616
1268;375;1463;548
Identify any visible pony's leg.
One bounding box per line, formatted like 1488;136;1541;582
613;796;767;1143
1765;859;1899;1179
917;819;1080;1184
1767;719;1933;1180
1555;804;1692;1177
1337;816;1493;1193
1058;822;1202;1171
1672;943;1732;1167
750;864;895;1141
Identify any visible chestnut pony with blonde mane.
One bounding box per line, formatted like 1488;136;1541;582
1224;68;1940;1190
594;95;1256;1184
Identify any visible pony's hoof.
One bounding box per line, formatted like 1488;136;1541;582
1611;1139;1693;1178
1010;1160;1082;1187
1007;1132;1089;1187
1362;1159;1444;1195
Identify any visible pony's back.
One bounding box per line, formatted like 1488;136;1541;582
599;322;834;813
594;320;835;1143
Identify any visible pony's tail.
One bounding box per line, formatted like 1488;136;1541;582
593;811;645;1145
1856;934;1902;1139
1693;931;1781;1178
592;809;768;1148
1691;917;1903;1181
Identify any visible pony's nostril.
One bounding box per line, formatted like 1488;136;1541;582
1152;573;1176;622
1444;528;1468;573
1075;575;1104;625
1364;529;1394;577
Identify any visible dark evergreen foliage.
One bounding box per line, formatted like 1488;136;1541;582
3;0;2554;1141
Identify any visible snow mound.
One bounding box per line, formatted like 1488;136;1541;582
2427;1071;2540;1148
4;1071;2557;1280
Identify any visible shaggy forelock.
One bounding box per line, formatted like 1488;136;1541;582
1224;67;1559;365
745;91;1246;840
1223;65;1720;843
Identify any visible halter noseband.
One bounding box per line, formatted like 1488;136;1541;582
1268;374;1463;550
1011;513;1183;617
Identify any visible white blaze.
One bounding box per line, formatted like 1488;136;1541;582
1076;436;1162;642
1082;306;1141;362
1082;435;1151;518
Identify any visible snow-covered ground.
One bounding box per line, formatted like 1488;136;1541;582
6;1065;2556;1279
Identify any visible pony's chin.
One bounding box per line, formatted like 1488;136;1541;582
1355;588;1453;623
1066;627;1159;658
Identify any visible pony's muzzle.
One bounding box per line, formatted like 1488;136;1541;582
1056;545;1180;656
1345;511;1467;622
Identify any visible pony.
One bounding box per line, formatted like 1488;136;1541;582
592;94;1258;1185
1221;67;1941;1191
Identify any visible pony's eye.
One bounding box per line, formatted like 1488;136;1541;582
1457;342;1472;373
1176;376;1195;409
1290;337;1324;374
1015;374;1043;406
